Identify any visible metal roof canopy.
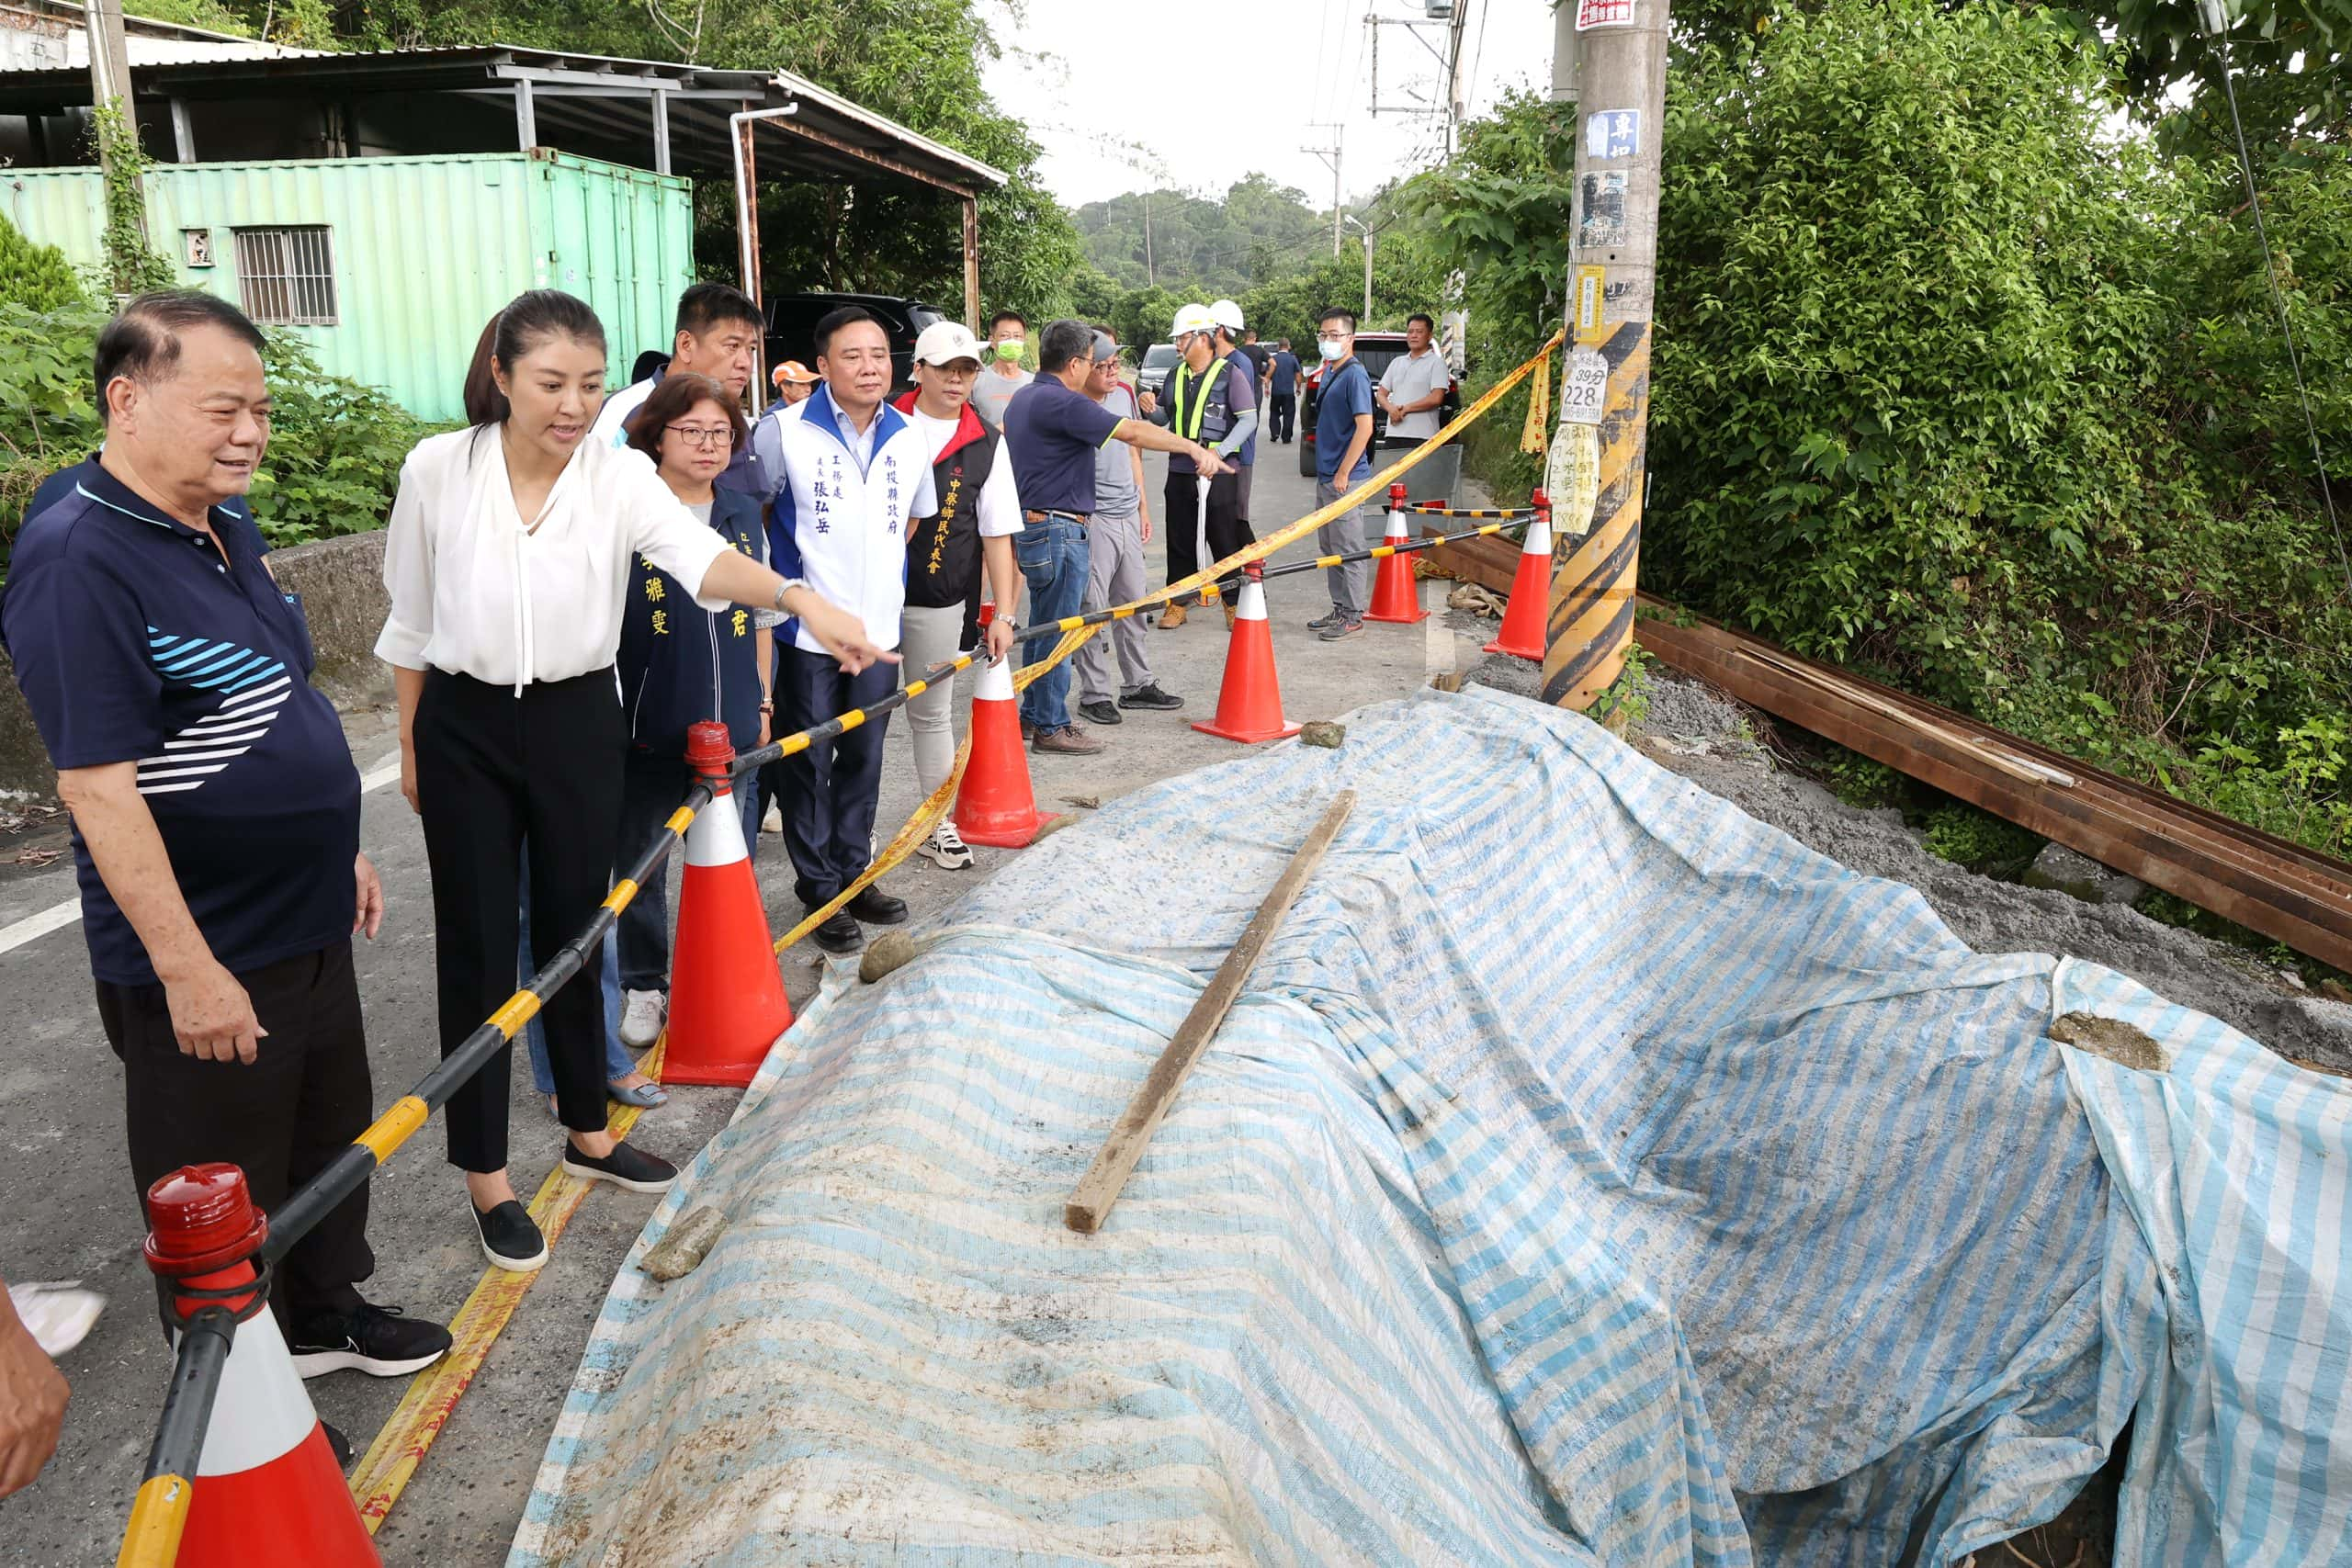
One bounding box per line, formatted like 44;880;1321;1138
0;43;1008;196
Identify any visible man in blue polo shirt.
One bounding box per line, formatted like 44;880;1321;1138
0;292;450;1395
1001;319;1227;756
1309;307;1379;642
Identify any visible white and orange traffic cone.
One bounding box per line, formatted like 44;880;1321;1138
1192;564;1303;745
1364;481;1429;626
141;1162;379;1567
1483;489;1554;660
954;655;1058;848
664;721;793;1088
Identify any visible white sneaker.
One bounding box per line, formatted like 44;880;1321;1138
761;801;783;835
618;987;667;1049
919;819;975;870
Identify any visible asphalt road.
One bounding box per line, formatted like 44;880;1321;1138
0;446;1491;1565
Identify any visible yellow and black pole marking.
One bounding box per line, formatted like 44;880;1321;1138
1258;515;1533;581
115;1305;237;1568
1544;318;1649;709
1398;504;1539;520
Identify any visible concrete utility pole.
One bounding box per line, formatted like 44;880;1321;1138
1344;215;1374;320
1302;125;1344;254
1543;0;1668;711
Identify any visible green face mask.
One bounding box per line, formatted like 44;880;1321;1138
992;339;1025;364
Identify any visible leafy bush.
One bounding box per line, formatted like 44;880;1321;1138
0;304;424;573
0;218;90;313
1416;0;2350;880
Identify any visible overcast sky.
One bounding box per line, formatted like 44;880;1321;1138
978;0;1562;209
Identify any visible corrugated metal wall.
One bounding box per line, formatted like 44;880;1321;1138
1;150;693;422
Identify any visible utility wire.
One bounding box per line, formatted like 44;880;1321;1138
2206;7;2352;601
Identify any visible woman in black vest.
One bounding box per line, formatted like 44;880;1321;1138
888;323;1022;869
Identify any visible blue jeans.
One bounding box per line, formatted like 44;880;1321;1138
1015;515;1090;733
518;842;632;1096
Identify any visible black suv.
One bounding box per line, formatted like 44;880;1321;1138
763;293;950;398
1296;332;1461;478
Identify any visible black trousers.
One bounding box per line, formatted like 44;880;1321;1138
414;667;624;1172
100;941;372;1337
1164;468;1254;604
777;646;895;909
1269;392;1296;443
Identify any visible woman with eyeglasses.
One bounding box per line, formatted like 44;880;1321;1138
607;372;774;1018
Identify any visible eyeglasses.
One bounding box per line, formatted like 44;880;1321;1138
664;424;733;449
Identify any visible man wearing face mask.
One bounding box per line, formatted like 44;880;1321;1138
967;310;1033;433
1308;307;1378;641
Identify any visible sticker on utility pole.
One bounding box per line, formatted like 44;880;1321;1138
1577;172;1629;251
1560;347;1608;426
1575;0;1634;29
1573;264;1607;344
1584;110;1640;160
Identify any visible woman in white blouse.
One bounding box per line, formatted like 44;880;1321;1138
376;290;888;1272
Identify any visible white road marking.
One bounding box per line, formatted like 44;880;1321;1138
0;750;404;958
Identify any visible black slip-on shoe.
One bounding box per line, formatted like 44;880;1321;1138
474;1200;548;1273
289;1301;453;1380
846;886;909;925
322;1420;354;1468
560;1140;677;1194
809;908;865;953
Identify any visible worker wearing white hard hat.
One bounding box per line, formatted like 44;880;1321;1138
1206;300;1261;536
1145;301;1260;628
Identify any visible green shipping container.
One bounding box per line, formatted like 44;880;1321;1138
0;150;693;423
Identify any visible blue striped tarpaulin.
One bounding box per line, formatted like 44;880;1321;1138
512;686;2350;1566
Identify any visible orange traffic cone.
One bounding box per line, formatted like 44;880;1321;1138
1193;564;1303;744
954;655;1058;847
1483;490;1554;660
141;1162;379;1567
1364;481;1429;626
663;721;792;1088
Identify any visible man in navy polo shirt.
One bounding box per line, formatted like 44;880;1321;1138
1308;306;1379;642
0;292;450;1391
1001;319;1227;756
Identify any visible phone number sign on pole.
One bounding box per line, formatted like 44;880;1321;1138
1576;0;1634;30
1560;347;1608;427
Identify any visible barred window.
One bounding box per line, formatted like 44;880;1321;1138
233;226;337;326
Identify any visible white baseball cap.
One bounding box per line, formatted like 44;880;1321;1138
1170;302;1216;341
911;321;984;367
1209;299;1245;334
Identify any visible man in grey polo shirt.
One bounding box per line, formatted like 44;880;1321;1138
1072;326;1181;727
1376;312;1452;446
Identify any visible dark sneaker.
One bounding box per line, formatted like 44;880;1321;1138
1317;618;1365;642
560;1139;677;1194
846;886;908;925
1118;684;1184;711
1077;698;1122;727
474;1200;548;1273
810;908;864;953
322;1421;354;1468
290;1301;453;1380
1020;719;1040;743
1306;611;1345;632
1034;725;1105;756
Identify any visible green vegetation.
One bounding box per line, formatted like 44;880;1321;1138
90;103;174;299
1414;0;2350;877
0;217;88;313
